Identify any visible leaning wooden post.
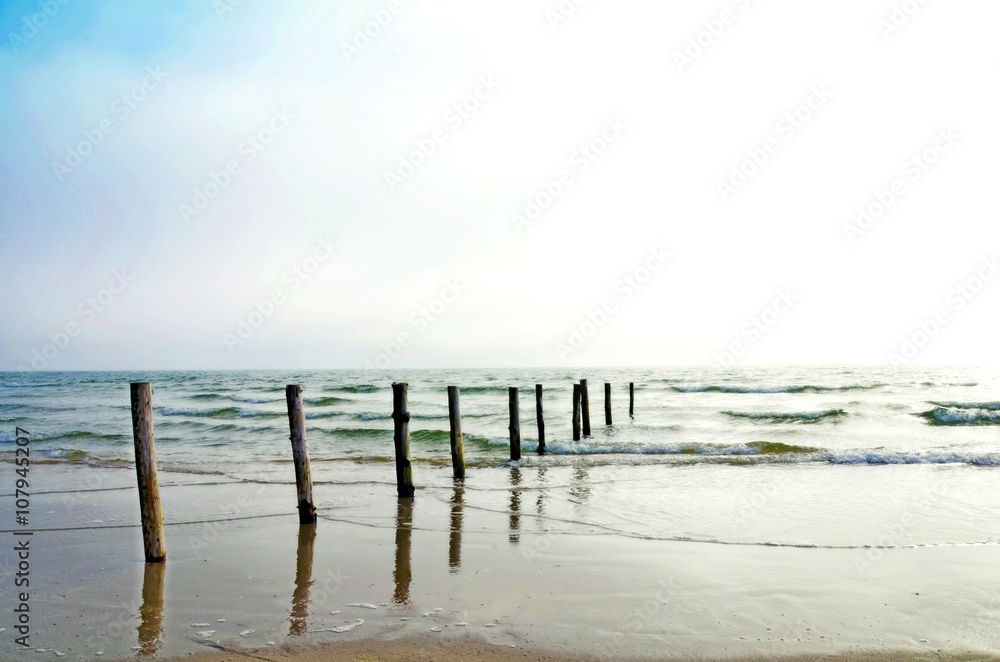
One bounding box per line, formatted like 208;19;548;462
535;384;545;455
285;385;317;524
447;386;465;480
130;382;166;563
572;383;582;441
580;379;591;437
629;382;635;418
509;387;521;461
605;382;612;425
391;382;415;498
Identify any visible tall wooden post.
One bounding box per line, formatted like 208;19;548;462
509;387;521;461
392;382;415;498
447;386;465;480
286;385;317;525
130;382;166;563
604;382;612;426
580;379;591;437
629;382;635;418
535;384;545;455
572;383;582;441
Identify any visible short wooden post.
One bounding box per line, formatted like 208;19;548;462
605;382;612;426
535;384;545;455
572;383;582;441
447;386;465;480
509;387;521;461
629;382;635;418
285;385;317;525
580;379;591;437
130;382;166;563
391;382;415;498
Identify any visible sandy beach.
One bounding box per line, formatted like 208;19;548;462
4;460;1000;661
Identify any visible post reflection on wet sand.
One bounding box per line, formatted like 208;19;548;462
393;498;413;605
289;523;316;636
509;466;522;546
449;482;463;573
136;561;164;657
570;465;591;504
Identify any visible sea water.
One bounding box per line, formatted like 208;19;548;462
2;365;999;550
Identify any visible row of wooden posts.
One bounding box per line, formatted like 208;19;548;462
127;379;635;563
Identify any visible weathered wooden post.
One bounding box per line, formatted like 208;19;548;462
285;385;317;525
605;382;612;425
391;382;415;498
629;382;635;418
535;384;545;454
130;382;166;563
580;379;591;437
572;383;582;441
509;387;521;461
447;386;465;480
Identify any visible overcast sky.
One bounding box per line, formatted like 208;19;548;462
1;0;998;371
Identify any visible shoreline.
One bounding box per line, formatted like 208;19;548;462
4;463;1000;660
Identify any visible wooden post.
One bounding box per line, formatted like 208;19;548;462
509;387;521;461
580;379;591;437
605;382;612;426
629;382;635;418
130;382;166;563
391;382;415;498
285;385;317;525
535;384;545;455
572;383;582;441
447;386;466;480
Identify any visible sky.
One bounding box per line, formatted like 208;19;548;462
1;0;998;370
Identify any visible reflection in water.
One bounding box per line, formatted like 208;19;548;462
570;465;591;504
137;562;164;657
393;498;413;604
289;523;316;636
536;465;547;516
449;483;463;573
509;466;522;546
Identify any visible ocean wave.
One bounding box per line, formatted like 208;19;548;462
191;393;223;400
672;384;882;394
929;401;1000;411
161;407;284;419
230;395;280;404
722;409;847;424
305;396;352;407
330;385;381;394
919;407;1000;426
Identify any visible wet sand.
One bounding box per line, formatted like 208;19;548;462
3;463;1000;661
